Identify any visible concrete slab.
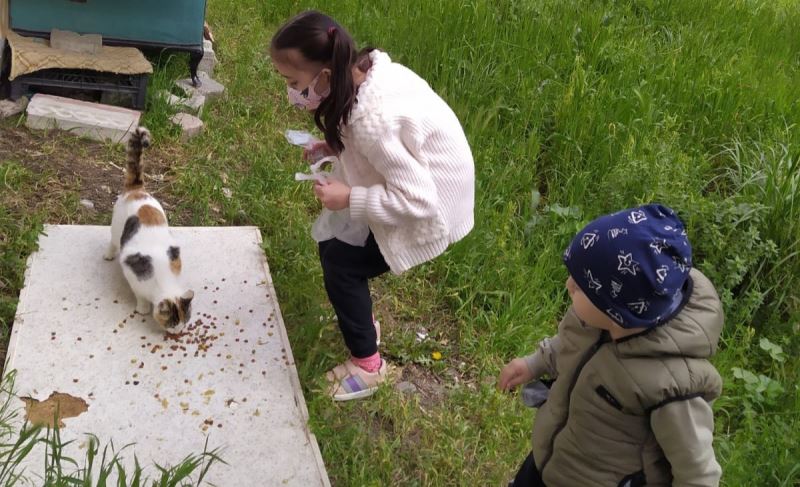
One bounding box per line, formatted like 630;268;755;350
5;225;329;486
159;90;206;114
171;113;204;141
176;72;224;101
199;39;217;75
25;94;141;144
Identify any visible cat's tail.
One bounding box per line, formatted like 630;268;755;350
125;127;152;191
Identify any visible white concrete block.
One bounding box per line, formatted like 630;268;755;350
4;225;329;486
176;72;224;101
159;90;205;114
199;39;217;75
170;113;204;141
25;94;141;144
0;97;28;119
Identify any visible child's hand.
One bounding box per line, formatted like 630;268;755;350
314;179;351;210
498;358;536;392
303;141;335;162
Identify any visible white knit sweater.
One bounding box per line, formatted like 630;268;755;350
340;51;475;274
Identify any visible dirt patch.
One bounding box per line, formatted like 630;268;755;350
0;125;191;223
395;363;448;407
21;392;89;428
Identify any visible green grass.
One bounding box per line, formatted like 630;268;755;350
2;0;799;485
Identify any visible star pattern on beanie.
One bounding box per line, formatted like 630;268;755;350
563;204;693;329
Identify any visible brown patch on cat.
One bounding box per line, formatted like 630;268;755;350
137;205;166;226
170;258;182;275
22;392;89;428
125;190;150;201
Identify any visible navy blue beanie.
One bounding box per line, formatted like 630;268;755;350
563;204;692;329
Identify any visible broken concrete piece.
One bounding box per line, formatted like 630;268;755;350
175;72;224;100
80;199;95;210
170;113;204;141
26;94;140;144
158;90;206;114
0;97;28;118
50;29;103;55
199;39;217;75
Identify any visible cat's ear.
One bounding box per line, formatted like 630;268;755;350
178;290;194;323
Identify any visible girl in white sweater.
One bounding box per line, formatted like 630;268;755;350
271;11;475;401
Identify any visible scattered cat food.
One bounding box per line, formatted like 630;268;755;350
72;379;78;383
133;381;140;386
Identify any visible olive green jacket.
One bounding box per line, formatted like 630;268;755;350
523;269;723;486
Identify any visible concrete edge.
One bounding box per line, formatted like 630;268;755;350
3;224;52;375
1;225;330;485
251;227;331;487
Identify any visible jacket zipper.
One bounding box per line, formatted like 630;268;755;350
539;332;607;477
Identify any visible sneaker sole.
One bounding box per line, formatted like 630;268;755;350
332;385;380;402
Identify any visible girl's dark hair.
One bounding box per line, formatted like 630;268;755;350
271;11;372;153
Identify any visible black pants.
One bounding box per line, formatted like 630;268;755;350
511;452;546;487
318;233;389;358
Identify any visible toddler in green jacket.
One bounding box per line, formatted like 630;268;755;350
500;204;723;486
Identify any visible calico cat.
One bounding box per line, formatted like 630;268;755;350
104;127;194;331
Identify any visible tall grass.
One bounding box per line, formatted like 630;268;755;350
1;0;797;484
196;0;799;484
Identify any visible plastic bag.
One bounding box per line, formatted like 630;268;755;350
285;129;327;162
287;132;369;247
312;207;370;246
284;129;318;147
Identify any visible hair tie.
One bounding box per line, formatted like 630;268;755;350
328;26;336;37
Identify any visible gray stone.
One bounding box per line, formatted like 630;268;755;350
175;72;224;100
158;90;205;114
0;97;28;119
198;39;217;75
396;381;418;395
170;113;204;141
79;199;95;210
26;94;141;144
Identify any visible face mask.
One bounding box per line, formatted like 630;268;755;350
287;70;330;111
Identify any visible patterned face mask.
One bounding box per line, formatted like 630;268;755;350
287;70;330;110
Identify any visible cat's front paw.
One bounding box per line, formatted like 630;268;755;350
104;244;118;261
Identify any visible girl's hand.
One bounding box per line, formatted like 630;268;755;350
313;179;351;210
498;358;536;392
303;141;335;162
